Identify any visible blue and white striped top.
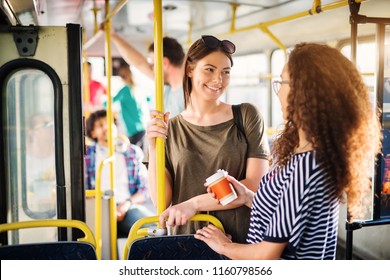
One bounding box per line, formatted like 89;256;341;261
247;151;340;259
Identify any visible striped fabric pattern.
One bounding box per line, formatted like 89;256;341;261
247;151;340;259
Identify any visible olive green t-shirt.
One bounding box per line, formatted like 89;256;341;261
165;103;269;243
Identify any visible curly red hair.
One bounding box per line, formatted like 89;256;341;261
271;43;381;220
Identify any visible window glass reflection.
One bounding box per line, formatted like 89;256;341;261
4;68;57;243
26;113;56;213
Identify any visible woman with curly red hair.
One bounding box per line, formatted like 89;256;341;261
195;43;381;259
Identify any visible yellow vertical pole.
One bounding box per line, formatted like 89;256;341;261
104;0;118;260
94;167;103;260
82;27;90;116
153;0;166;220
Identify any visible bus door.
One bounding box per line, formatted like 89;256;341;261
0;24;85;245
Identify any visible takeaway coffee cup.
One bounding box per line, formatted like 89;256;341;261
205;169;237;205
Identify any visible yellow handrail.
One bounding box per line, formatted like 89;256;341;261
85;0;140;260
83;0;128;50
85;134;130;260
257;1;347;29
92;0;101;35
216;0;350;52
0;219;96;248
85;0;129;259
81;28;91;115
103;0;117;260
310;0;322;15
94;154;115;259
259;25;287;53
105;0;128;22
153;0;166;221
229;3;239;33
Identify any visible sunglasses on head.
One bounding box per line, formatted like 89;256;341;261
201;35;236;54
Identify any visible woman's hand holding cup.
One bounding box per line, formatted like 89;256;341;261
205;171;254;208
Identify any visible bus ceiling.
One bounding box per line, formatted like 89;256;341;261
2;0;390;55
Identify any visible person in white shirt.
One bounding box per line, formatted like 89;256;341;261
85;109;154;237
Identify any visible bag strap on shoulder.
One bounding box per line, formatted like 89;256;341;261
232;104;247;144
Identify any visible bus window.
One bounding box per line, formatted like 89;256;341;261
228;53;269;127
341;41;385;220
3;69;57;243
341;42;376;101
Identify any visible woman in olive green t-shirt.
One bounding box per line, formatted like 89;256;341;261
146;35;270;243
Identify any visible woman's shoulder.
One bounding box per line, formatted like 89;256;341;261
292;150;316;163
237;103;264;125
168;113;182;126
291;151;324;176
239;102;260;116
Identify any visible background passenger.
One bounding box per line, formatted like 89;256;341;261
194;43;382;260
85;109;153;238
146;35;270;243
110;31;185;117
87;61;106;110
112;61;147;150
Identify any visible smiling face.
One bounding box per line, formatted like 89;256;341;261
90;117;117;147
187;51;231;102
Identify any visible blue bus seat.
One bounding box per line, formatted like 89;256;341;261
127;234;228;260
0;241;97;260
0;219;98;260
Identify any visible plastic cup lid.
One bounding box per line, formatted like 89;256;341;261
205;169;228;186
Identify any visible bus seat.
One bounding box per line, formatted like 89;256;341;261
0;219;97;260
0;241;97;260
127;235;228;260
123;214;227;260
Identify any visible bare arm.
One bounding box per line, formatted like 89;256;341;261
188;157;269;211
111;32;154;79
159;157;269;226
241;157;269;192
194;224;287;260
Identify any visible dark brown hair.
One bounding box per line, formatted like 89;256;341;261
148;37;185;67
118;61;135;87
86;109;117;142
